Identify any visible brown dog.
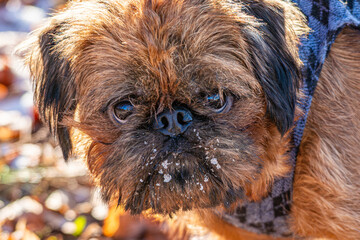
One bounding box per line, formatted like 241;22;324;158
20;0;360;239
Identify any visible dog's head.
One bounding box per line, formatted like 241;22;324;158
21;0;307;214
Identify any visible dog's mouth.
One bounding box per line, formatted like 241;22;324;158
95;128;260;214
142;136;210;186
162;136;198;153
126;154;226;214
144;135;217;179
119;135;246;214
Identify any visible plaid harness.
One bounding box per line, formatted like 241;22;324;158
223;0;360;237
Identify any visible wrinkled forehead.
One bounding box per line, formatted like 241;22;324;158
74;0;259;105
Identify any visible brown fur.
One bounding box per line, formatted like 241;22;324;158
18;0;360;239
291;27;360;239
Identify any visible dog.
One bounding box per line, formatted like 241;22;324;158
19;0;360;239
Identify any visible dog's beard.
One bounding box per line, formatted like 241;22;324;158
85;119;263;214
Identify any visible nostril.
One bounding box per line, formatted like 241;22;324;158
182;111;193;123
161;116;169;128
177;110;193;125
177;112;186;125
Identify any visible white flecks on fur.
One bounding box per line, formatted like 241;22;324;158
210;158;218;165
210;158;221;169
156;183;160;187
196;131;201;140
164;174;172;182
204;175;209;182
162;160;171;169
144;141;148;145
199;183;204;191
176;162;180;166
153;149;157;153
140;179;143;182
159;169;163;174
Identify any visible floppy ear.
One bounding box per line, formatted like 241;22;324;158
21;20;76;160
242;0;306;135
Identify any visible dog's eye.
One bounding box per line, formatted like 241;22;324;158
112;101;134;123
206;93;233;113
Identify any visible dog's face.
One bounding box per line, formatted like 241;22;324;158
22;0;306;214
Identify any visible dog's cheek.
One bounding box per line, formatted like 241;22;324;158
204;119;264;187
69;125;108;180
66;105;119;178
209;96;289;199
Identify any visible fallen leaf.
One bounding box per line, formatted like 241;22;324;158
73;215;87;237
103;206;124;237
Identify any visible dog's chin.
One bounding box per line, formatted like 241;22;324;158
111;137;253;215
124;161;230;214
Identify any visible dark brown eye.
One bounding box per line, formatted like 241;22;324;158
112;101;134;123
206;93;233;113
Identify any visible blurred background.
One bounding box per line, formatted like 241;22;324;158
0;0;118;239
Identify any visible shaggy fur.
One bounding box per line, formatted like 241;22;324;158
19;0;360;238
291;27;360;240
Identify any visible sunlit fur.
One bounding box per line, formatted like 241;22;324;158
291;27;360;240
19;0;360;239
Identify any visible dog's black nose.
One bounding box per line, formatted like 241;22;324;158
154;108;193;136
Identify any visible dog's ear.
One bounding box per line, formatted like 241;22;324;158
20;20;76;160
242;0;306;135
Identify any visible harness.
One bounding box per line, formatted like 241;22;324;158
223;0;360;237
